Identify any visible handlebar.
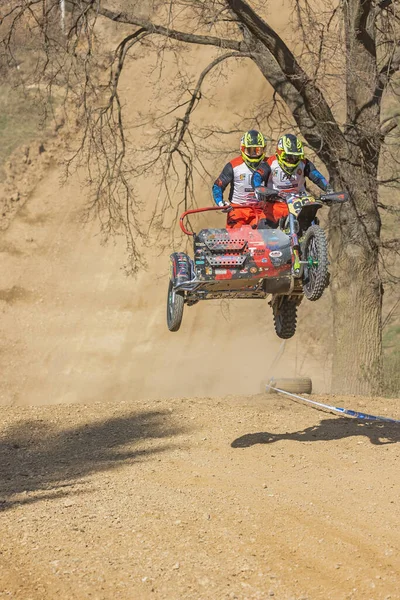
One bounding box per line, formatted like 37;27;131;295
256;187;349;204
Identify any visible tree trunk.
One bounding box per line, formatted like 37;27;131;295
329;164;383;395
330;251;383;396
327;0;384;395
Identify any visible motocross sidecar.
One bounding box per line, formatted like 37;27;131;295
167;206;303;335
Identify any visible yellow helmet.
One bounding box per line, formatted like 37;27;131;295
240;130;266;169
276;134;304;174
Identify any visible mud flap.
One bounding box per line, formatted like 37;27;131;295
170;252;193;286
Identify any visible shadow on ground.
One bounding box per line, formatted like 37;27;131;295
0;410;183;512
231;417;400;448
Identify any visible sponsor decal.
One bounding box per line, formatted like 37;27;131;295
195;260;205;264
239;173;246;180
205;267;212;275
239;269;248;273
215;269;227;274
250;266;258;274
280;171;293;181
270;250;282;258
261;258;268;263
293;197;315;211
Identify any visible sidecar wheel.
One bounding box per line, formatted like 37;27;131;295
167;280;184;332
302;225;329;301
273;297;297;339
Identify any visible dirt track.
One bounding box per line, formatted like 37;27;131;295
1;392;399;599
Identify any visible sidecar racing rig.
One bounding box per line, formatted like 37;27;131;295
167;188;349;337
167;204;305;338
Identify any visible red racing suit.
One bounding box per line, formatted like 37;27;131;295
212;156;269;228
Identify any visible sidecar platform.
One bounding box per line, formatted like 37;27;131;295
172;225;297;302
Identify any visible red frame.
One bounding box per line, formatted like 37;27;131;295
179;204;268;236
179;206;222;236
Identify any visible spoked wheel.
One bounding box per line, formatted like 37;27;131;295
167;280;184;332
273;297;298;339
302;225;329;301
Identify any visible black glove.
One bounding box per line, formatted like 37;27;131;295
219;201;232;213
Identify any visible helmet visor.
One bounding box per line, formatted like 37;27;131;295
284;153;302;165
245;146;265;158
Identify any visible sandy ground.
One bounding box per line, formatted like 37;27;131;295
1;393;399;600
0;4;399;599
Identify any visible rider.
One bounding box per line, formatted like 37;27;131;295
213;131;333;228
251;133;333;226
212;129;269;228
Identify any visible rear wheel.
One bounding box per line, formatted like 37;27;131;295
273;297;298;339
167;280;184;332
302;225;329;301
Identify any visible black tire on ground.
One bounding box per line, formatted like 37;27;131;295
302;225;329;301
266;377;312;394
167;280;184;332
273;297;298;339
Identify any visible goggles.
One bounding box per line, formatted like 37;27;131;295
282;152;303;164
244;146;265;157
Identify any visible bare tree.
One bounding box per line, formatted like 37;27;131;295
1;0;399;394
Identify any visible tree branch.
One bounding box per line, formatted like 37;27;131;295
145;51;255;221
378;50;400;92
169;51;253;154
381;238;400;250
380;114;400;136
226;0;346;161
378;202;400;215
78;1;242;51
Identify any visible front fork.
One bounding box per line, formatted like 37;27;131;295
288;216;320;278
288;213;301;277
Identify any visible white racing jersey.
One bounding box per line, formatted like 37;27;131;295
252;156;329;196
212;156;260;206
213;154;329;207
265;156;307;192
